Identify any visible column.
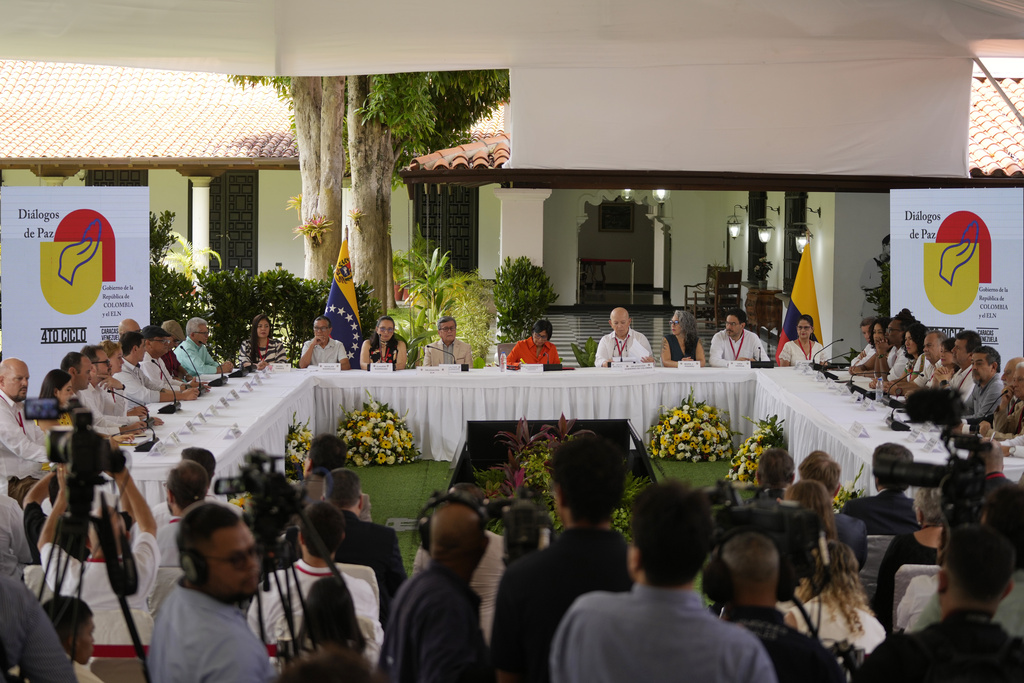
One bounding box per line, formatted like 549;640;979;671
190;177;213;270
493;188;552;266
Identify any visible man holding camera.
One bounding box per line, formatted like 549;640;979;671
0;358;48;502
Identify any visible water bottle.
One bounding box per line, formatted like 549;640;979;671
500;352;507;373
875;380;883;403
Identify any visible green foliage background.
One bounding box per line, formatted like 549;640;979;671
493;256;558;343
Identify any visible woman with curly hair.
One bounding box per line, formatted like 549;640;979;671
785;540;886;654
886;322;928;396
660;310;705;367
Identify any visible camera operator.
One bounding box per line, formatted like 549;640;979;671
911;486;1024;638
155;460;209;567
855;525;1024;682
149;503;273;683
717;531;844;683
753;448;794;501
38;465;160;613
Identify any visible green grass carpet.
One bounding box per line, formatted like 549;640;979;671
358;456;732;575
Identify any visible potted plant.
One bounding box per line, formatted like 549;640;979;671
751;256;773;289
493;256;558;343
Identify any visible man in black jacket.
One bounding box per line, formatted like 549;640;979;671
327;467;406;627
842;443;919;536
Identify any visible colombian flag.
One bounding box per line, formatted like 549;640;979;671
776;247;822;364
324;240;362;363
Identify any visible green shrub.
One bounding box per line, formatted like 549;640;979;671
450;273;495;363
493;256;558;343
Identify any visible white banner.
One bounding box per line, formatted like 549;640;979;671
1;187;149;383
890;188;1023;356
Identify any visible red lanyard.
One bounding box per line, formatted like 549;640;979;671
798;339;812;361
728;334;742;360
956;370;970;391
614;335;629;358
379;344;393;364
16;411;25;435
257;345;268;362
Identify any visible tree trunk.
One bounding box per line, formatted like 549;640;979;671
293;76;346;280
347;75;397;310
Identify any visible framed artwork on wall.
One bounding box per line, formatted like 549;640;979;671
598;203;634;233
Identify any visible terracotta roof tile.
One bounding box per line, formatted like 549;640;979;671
0;60;297;160
969;77;1024;177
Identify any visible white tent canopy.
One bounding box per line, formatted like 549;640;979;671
4;0;1024;176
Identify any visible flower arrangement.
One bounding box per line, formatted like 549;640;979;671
727;415;785;483
751;256;773;282
285;413;313;482
228;493;252;510
474;415;650;540
337;395;420;467
647;391;733;463
833;464;866;512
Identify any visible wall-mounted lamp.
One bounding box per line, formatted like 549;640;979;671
653;189;670;203
622;189;633;201
757;220;775;244
795;230;812;253
726;204;746;238
806;206;821;219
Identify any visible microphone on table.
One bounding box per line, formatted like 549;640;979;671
180;345;216;392
812;339;844;370
109;390;159;452
151;360;181;415
429;343;457;363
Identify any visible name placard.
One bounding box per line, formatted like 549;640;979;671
728;361;752;370
519;363;544;373
318;363;342;372
269;363;290;373
612;362;654;372
180;421;197;436
242;381;253;392
440;364;463;374
219;396;230;408
228;389;239;401
195;412;208;425
207;405;220;417
793;360;813;369
370;363;394;372
848;421;869;438
417;366;442;374
677;361;701;369
167;431;181;445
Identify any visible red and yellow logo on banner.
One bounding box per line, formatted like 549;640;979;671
40;209;117;315
924;211;991;315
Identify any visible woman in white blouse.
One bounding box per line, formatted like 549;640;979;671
779;314;824;366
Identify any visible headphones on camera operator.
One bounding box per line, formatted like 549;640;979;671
417;488;488;551
702;527;798;605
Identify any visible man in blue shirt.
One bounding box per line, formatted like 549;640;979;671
149;504;272;683
174;317;234;377
551;481;776;683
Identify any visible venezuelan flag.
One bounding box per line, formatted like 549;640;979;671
776;247;822;364
324;239;363;364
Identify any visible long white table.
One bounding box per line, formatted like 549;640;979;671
128;365;1019;507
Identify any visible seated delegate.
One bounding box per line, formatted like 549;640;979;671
299;316;352;370
778;314;824;366
360;316;407;370
660;310;704;367
239;313;289;370
421;316;473;367
509;320;560;365
595;307;654;367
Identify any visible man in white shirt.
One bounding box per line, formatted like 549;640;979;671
595;307;655;367
248;502;382;649
156;460;209;567
708;309;768;367
152;447;218;527
903;330;945;395
421;316;474;367
850;317;877;370
945;329;980;401
139;325;195;396
0;358;48;501
39;466;160;613
62;351;149;438
115;331;199;407
299;316;352;369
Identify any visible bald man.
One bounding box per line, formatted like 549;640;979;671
595;307;654;367
1002;357;1023;385
985;362;1024;444
381;500;490;683
0;359;48;501
118;318;141;335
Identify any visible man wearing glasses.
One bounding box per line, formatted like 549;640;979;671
299;315;352;369
422;316;474;367
708;309;768;367
150;503;274;683
175;317;236;377
140;325;197;393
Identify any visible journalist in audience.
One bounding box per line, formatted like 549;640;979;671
842;443;919;535
39;465;160;614
509;319;560;366
660;310;705;367
151;447;217;526
856;525;1024;682
156;460;210;567
239;313;289;370
797;452;867;566
784;540;885;655
43;595;103;683
0;488;31;577
491;436;632;683
300;578;368;657
550;481;776;683
278;646;385;683
785;480;838;542
359;316;407;370
0;574;76;681
149;503;273;683
753;448;794;501
872;487;943;633
911;485;1024;637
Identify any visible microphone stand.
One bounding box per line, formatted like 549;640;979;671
151;359;180;415
182;344;221;389
110;391;159;452
811;338;845;371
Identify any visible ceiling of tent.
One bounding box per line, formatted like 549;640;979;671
2;0;1024;76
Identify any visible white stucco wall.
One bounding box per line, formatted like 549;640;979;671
833;192;890;355
478;184;502;279
256;170;304;274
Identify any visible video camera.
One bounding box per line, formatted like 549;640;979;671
214;451;304;548
703;480;823;579
875;388;988;526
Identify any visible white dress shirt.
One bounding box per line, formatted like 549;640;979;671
141;353;186;394
301;338;350;365
113;359;163;406
247;558;383;648
708;329;768;367
851;344;876;368
155;517;181;567
778;340;824;365
594;330;653;366
76;385;131;435
41;531;160;612
887;348;910;381
950;366;975;402
0;392;47;494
